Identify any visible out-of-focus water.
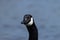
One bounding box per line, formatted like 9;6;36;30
0;0;60;40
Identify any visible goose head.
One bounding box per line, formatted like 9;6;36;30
21;14;34;26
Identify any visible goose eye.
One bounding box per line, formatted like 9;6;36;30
25;17;30;20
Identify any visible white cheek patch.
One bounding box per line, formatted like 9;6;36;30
27;18;33;26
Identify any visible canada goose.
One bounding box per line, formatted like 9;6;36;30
21;14;38;40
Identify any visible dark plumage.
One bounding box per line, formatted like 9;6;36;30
21;14;38;40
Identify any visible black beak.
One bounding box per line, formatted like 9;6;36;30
21;21;24;24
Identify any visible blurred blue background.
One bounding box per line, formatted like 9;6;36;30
0;0;60;40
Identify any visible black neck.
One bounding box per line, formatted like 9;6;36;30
26;22;38;40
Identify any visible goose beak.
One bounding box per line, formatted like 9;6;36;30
21;21;24;24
